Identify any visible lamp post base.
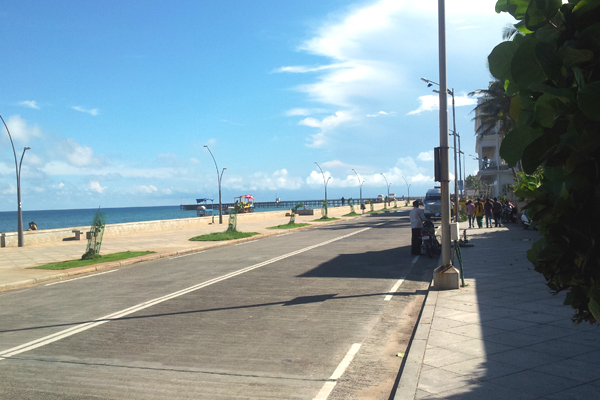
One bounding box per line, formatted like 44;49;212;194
433;265;460;290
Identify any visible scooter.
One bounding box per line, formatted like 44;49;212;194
521;209;531;229
421;219;441;258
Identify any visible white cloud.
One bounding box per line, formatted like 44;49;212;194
133;185;158;194
227;169;302;191
71;106;99;116
408;94;477;115
299;111;353;148
19;101;40;109
417;151;434;162
61;139;96;167
89;181;106;193
366;110;396;118
1;115;42;142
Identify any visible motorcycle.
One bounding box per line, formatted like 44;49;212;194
501;202;517;224
421;219;441;258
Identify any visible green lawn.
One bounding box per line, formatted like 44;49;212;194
311;217;340;222
343;212;360;217
31;251;155;270
189;231;259;241
267;223;310;229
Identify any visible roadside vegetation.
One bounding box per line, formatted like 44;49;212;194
267;223;310;229
30;251;155;270
312;217;340;222
189;231;259;241
483;1;600;324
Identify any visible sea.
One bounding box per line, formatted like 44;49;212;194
0;205;288;233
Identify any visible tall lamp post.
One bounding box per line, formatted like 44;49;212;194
314;162;330;217
1;114;30;247
204;145;226;224
381;173;390;207
402;176;411;202
421;77;459;221
351;168;364;210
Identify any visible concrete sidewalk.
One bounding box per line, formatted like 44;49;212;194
396;225;600;400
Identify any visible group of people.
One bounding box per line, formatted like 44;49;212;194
465;197;504;229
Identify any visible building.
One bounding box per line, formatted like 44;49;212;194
474;97;516;199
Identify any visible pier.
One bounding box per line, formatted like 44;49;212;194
179;198;382;212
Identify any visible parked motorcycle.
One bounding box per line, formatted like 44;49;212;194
501;202;517;224
421;219;441;258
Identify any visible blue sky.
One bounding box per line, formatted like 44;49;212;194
0;0;515;211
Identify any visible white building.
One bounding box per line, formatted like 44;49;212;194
474;97;516;199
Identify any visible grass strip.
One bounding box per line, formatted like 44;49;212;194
267;223;310;230
343;212;360;217
189;231;259;241
30;251;155;270
311;217;340;222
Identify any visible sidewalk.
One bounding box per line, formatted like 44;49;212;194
0;206;385;291
396;225;600;400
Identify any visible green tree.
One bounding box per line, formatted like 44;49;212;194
469;80;516;139
464;175;482;193
489;0;600;324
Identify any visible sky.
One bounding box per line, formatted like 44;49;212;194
0;0;516;212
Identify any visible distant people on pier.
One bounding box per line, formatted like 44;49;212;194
341;197;345;206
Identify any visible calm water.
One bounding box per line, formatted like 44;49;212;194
0;205;290;233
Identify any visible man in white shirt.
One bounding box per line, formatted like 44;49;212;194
409;200;426;255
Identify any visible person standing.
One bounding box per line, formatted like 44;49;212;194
473;198;484;228
465;200;475;228
409;200;426;255
484;198;493;228
492;197;503;227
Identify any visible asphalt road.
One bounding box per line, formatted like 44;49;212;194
0;211;437;399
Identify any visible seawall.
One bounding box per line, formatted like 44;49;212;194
0;209;291;248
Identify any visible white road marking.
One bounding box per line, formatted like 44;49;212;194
169;251;206;259
1;227;371;361
374;222;385;226
45;270;118;286
314;343;362;400
384;277;406;301
412;255;420;264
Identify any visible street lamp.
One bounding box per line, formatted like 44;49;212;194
402;176;411;202
314;162;330;217
381;173;390;207
1;114;30;247
351;168;364;209
422;77;459;221
204;145;226;224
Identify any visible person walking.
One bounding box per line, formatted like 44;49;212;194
484;198;494;228
465;200;475;228
473;198;484;228
492;197;503;227
409;200;426;255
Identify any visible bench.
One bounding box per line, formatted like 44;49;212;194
72;230;84;240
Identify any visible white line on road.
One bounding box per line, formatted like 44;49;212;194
45;270;118;286
384;277;406;301
412;255;420;264
169;251;206;259
1;227;371;362
314;343;362;400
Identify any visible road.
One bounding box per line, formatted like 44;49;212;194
0;211;437;399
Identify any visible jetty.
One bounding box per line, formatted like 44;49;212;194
179;198;384;212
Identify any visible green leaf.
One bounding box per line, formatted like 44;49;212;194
535;42;563;84
588;284;600;324
488;41;518;81
525;0;562;30
511;38;547;88
558;47;594;68
579;23;600;54
496;0;529;20
573;0;600;17
521;132;560;173
577;81;600;121
500;125;544;166
534;93;568;128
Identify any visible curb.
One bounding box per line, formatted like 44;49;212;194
393;283;437;400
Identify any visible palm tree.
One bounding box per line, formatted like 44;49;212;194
468;80;515;139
